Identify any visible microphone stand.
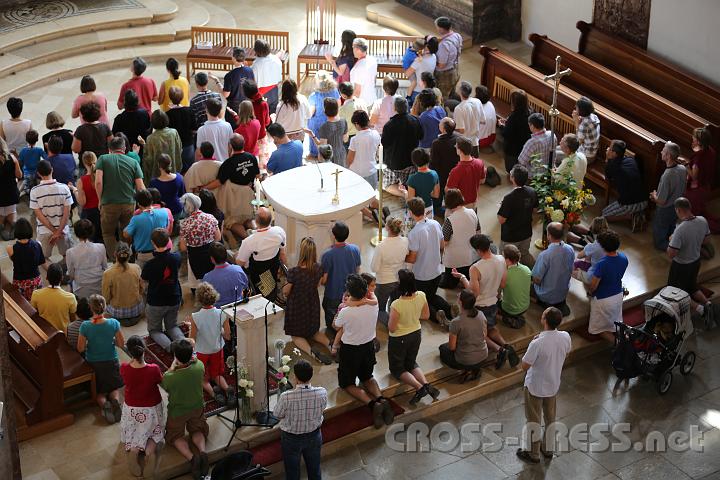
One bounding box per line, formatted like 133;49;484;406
221;286;277;452
314;158;324;191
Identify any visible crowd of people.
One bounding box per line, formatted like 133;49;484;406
0;13;716;480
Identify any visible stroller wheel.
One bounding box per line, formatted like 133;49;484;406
658;370;673;394
680;352;696;375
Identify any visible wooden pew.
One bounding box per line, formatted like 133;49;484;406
480;46;665;198
186;27;290;81
529;33;720;157
577;21;720;126
297;34;417;83
2;277;95;441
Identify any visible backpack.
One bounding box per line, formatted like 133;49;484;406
611;340;643;380
211;451;271;480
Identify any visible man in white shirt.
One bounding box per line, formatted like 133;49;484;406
195;97;233;162
251;38;283;113
350;38;378;106
453;81;485;157
235;207;287;289
332;274;394;429
517;307;571;464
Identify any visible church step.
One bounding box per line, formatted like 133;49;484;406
0;0;179;54
0;0;236;102
365;1;473;49
0;0;209;80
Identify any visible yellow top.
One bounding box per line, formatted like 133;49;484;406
161;76;190;110
30;287;77;332
389;291;426;337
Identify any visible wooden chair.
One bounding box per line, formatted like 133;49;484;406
297;0;337;82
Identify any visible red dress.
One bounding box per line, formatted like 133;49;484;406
80;174;99;209
234;119;261;156
686;147;719;233
250;93;270;139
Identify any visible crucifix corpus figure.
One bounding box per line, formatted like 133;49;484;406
331;168;342;205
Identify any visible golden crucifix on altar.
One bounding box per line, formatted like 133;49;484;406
331;168;341;205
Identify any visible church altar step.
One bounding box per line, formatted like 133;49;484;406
0;0;214;84
0;0;236;102
0;0;179;54
365;1;473;49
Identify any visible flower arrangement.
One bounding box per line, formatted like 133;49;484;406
269;346;302;393
530;153;596;227
226;357;254;421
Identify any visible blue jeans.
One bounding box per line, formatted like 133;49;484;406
180;144;195;174
281;428;322;480
652;206;677;251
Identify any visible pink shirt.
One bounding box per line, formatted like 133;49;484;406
72;93;109;125
372;95;395;134
118;76;158;114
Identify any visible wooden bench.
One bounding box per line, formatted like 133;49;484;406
577;21;720;126
186;26;290;81
529;33;720;157
480;46;665;201
2;278;95;441
297;34;417;84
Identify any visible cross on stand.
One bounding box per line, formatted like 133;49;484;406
331;168;341;205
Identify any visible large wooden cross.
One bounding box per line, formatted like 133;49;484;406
542;55;572;172
331;168;341;205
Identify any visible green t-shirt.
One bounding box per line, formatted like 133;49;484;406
161;359;205;418
501;263;532;316
95;153;143;205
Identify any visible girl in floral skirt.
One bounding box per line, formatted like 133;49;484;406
120;335;165;478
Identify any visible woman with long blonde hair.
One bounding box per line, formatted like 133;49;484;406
282;237;333;364
234;100;261;156
0;137;21;240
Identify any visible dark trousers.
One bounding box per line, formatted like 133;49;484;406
653;206;677;251
265;85;279;114
281;428;322;480
180;144;195;174
415;275;451;322
322;296;342;331
375;282;398;327
439;342;473;370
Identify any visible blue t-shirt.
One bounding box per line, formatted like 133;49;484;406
407;218;444;281
79;318;121;362
418;106;446;148
150;174;186;215
267;141;304;175
407;169;439;208
532;241;575;305
402;46;418;70
592;253;628;300
125;208;170;252
203;262;249;307
320;243;361;300
49;154;76;185
19;146;47;177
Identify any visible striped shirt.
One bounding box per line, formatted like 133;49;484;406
518;130;557;178
29;180;72;235
190;91;223;130
274;384;327;434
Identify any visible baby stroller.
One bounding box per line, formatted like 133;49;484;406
612;286;696;394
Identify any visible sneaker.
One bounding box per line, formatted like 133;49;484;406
198;452;209;479
110;398;122;423
191;454;202;480
102;401;115;424
424;383;440;400
436;310;449;328
380;398;395;425
505;345;520;368
372;401;385;429
127;450;143;477
409;386;429;406
226;389;237;407
495;347;508;370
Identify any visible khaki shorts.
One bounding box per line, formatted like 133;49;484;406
165;407;209;444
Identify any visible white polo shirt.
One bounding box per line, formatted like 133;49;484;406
348;128;381;178
523;329;571;397
334;304;379;345
350;55;378;106
251;54;283;88
235;225;286;264
453;97;485;147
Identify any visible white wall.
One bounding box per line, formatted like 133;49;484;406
648;0;720;84
521;0;594;50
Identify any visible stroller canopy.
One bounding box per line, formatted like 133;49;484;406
644;286;693;337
